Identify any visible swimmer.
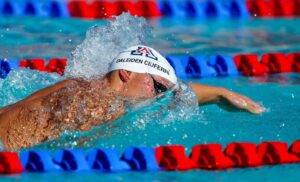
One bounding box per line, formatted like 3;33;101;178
0;45;265;150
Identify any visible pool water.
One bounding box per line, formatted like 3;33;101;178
1;14;300;181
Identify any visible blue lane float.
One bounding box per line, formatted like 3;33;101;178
121;147;159;171
53;150;90;171
0;59;20;79
225;0;250;18
158;0;186;17
0;0;69;17
166;56;188;78
6;59;20;70
1;1;24;15
48;1;69;18
20;150;61;172
208;55;239;76
201;0;229;18
166;56;217;78
158;0;248;18
87;149;130;172
183;56;217;78
0;60;10;79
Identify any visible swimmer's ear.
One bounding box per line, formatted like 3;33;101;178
119;70;132;82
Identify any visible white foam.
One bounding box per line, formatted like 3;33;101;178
0;69;63;107
65;13;152;80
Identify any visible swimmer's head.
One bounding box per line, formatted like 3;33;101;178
108;45;177;99
109;45;177;84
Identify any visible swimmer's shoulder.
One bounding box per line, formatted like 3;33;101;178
55;79;79;87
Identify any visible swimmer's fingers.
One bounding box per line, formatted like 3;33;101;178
221;90;265;114
238;94;265;114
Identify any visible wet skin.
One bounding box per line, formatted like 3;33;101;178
0;78;125;150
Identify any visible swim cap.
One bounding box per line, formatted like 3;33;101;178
109;45;177;84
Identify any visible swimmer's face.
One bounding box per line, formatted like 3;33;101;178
117;70;173;100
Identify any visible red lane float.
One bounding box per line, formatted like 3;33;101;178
289;140;300;157
47;58;67;76
224;142;261;167
261;53;293;73
66;0;161;19
246;0;298;17
190;144;234;170
155;145;194;171
246;0;272;17
116;1;137;17
92;1;118;19
295;0;300;16
258;142;299;165
19;58;67;75
68;1;96;19
270;0;295;17
0;152;23;174
19;58;48;72
136;0;161;17
288;52;300;72
234;54;269;76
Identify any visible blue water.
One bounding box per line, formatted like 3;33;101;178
0;15;300;181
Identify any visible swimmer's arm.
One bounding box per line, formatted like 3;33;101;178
189;83;265;114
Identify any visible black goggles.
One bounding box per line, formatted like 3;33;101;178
151;76;168;95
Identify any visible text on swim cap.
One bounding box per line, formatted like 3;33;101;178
116;58;170;75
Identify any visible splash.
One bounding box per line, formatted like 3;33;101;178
65;13;152;80
0;69;63;107
128;79;203;128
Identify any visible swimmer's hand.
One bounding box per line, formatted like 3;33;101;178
217;89;265;114
190;83;265;114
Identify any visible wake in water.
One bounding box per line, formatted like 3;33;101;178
0;13;203;150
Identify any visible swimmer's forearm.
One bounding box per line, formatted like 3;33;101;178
189;83;224;105
190;83;265;114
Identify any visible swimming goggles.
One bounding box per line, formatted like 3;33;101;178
151;76;168;95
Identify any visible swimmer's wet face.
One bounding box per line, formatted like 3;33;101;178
108;70;173;100
123;72;157;99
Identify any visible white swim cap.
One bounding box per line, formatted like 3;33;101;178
109;45;177;84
